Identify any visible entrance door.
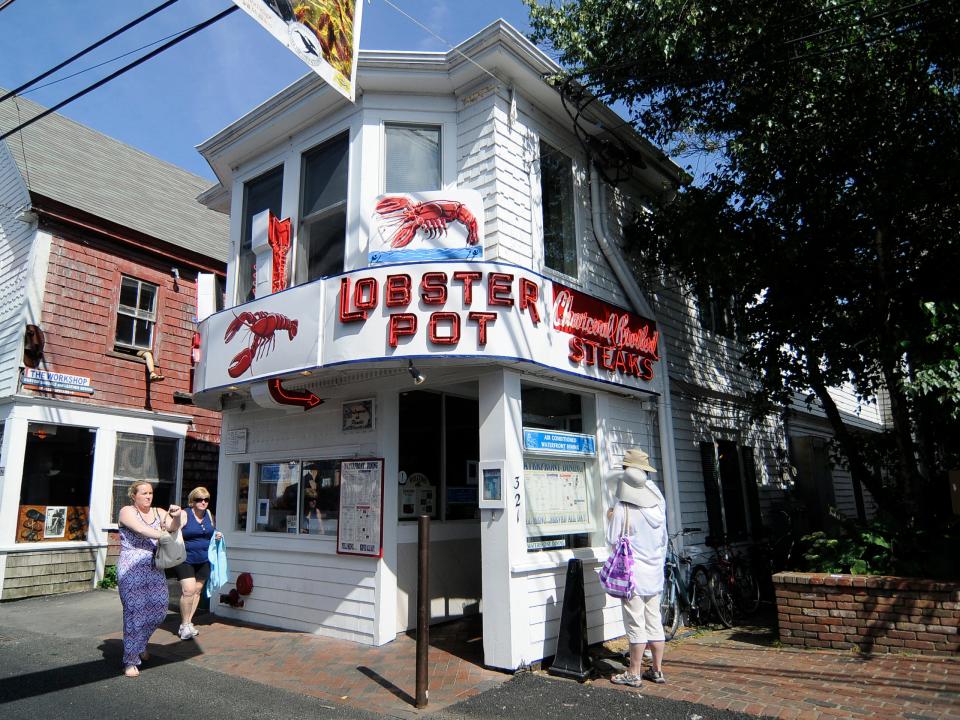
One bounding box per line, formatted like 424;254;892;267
396;388;481;631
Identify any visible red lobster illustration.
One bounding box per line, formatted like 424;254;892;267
375;196;479;248
224;311;298;378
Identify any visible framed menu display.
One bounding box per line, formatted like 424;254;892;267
336;458;384;557
523;459;593;536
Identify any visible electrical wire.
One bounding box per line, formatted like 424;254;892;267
0;0;181;105
0;5;238;142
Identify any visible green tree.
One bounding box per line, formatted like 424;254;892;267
526;0;960;521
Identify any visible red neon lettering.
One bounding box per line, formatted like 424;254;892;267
354;278;378;310
519;278;540;324
429;312;460;345
569;336;584;363
453;271;482;305
582;339;600;366
267;379;323;411
421;272;448;305
600;346;617;371
388;314;418;347
468;311;497;345
385;274;412;307
339;277;366;322
488;273;514;306
641;357;655;381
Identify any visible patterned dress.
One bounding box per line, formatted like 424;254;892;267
118;510;168;667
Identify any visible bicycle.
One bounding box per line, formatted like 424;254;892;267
704;534;760;628
660;527;713;640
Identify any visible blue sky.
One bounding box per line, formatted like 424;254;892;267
0;0;540;180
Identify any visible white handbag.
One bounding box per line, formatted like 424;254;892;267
154;529;186;569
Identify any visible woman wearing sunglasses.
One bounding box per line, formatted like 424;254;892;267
170;486;222;640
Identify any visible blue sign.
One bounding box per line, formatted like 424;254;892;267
522;428;596;456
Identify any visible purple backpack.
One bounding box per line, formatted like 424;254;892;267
599;508;636;598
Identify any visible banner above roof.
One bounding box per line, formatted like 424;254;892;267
232;0;362;102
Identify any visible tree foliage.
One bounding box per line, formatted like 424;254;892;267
526;0;960;521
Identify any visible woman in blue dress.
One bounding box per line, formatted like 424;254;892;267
117;481;181;677
170;486;221;640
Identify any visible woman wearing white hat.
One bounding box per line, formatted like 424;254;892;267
606;448;668;687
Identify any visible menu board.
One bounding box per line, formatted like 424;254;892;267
336;459;384;557
524;459;592;536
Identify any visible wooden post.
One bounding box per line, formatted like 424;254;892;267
415;514;430;708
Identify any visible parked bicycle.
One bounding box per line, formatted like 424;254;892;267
704;534;760;628
660;527;713;640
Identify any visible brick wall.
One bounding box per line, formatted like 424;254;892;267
773;571;960;655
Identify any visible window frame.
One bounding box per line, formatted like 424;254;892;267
114;275;158;353
295;131;350;284
110;432;181;523
251;457;343;537
699;439;755;542
236;164;284;304
538;138;579;279
383;122;442;193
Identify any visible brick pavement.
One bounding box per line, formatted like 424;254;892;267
134;612;959;719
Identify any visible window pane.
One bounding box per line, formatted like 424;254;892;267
119;278;138;309
540;140;577;277
521;386;583;432
301;133;349;219
115;314;134;346
111;434;179;521
134;318;153;348
398;391;442;520
19;423;95;542
301;460;340;536
386;124;440;192
444;396;479;520
240;166;284;303
235;463;250;531
255;462;300;533
298;209;346;282
138;283;156;313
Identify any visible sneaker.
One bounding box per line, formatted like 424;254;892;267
188;623;199;637
178;624;194;641
610;672;643;688
641;668;666;684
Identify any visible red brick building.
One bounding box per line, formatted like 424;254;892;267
0;93;227;599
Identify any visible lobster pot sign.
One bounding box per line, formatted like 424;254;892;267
369;190;484;265
196;280;324;390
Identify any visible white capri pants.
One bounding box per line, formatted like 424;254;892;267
621;592;665;644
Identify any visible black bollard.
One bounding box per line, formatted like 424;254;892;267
547;558;592;681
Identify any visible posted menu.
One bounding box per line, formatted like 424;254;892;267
337;459;384;557
524;459;592;536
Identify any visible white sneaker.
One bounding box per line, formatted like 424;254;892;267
189;623;199;637
178;624;193;640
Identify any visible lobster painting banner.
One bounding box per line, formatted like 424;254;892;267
194;280;324;391
368;190;484;265
232;0;363;102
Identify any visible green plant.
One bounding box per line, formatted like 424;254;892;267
802;525;893;576
99;564;118;589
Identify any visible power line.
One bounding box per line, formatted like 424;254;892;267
0;5;238;142
0;0;181;105
0;0;19;12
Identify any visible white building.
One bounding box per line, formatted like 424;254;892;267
192;21;880;670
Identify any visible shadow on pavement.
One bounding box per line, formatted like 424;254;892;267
356;665;416;706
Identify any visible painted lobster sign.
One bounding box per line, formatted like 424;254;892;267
193;280;323;392
369;189;484;265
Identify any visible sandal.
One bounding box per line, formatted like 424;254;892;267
123;665;140;678
611;672;642;688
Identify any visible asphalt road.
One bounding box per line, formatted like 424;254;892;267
0;591;764;720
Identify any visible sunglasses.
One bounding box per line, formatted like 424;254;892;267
194;497;210;503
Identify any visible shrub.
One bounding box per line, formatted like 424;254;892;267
99;564;118;589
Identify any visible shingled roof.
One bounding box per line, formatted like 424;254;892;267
0;92;228;263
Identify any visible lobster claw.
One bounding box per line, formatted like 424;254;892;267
225;312;256;343
376;196;413;216
228;348;253;378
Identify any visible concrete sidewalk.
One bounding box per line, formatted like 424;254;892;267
2;591;957;719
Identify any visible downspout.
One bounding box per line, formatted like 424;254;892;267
590;167;682;542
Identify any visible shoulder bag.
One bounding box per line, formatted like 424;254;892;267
154;515;186;569
599;505;636;599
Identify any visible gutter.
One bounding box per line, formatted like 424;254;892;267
589;167;683;545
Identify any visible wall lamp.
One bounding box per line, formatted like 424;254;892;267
407;360;425;385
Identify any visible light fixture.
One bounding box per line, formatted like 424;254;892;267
407;360;425;385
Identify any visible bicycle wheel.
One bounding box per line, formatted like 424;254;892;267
689;565;712;626
710;570;737;628
660;575;682;641
735;563;761;616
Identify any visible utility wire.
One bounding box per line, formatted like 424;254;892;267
0;5;238;142
0;0;180;105
0;0;18;12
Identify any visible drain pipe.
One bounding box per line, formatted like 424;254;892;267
589;167;682;541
